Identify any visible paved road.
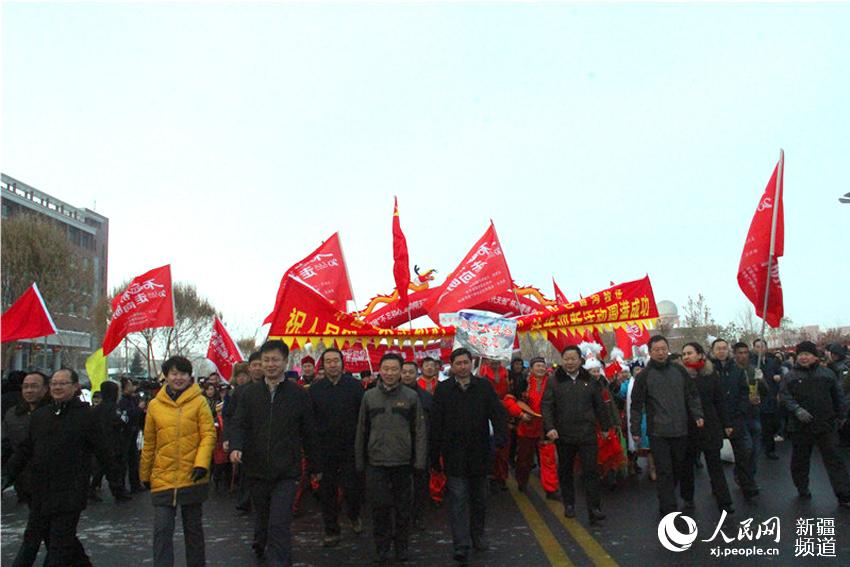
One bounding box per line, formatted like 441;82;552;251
3;440;849;566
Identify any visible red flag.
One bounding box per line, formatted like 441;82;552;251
264;233;354;324
424;223;514;320
552;278;568;304
392;197;411;309
737;152;785;328
207;317;243;381
615;323;649;357
102;265;174;356
605;360;623;378
1;283;58;343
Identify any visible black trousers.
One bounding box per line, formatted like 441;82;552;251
367;465;413;554
153;503;205;567
761;412;781;455
555;439;600;513
249;478;297;566
649;435;689;515
728;427;759;494
446;475;488;555
13;509;90;567
680;442;732;507
790;430;850;501
412;467;429;523
318;456;363;536
125;433;141;489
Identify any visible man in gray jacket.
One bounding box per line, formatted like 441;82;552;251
356;353;427;564
630;335;704;516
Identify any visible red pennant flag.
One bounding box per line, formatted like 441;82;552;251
737;152;785;328
392;197;411;309
207;317;243;381
552;278;569;304
102;265;174;356
424;222;514;320
264;233;354;324
614;323;649;357
1;283;58;343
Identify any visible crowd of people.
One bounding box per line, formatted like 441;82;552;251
1;335;849;566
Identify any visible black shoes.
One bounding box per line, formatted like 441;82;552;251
564;504;576;518
589;508;606;525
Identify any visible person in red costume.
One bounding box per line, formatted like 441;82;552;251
417;357;441;395
479;358;518;492
504;357;560;498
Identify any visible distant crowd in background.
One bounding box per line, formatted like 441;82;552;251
2;336;849;566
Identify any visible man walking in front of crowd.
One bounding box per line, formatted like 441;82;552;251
780;341;850;507
733;342;767;477
309;348;365;546
229;341;317;565
430;348;508;564
356;354;427;563
542;347;610;524
712;338;760;501
6;368;123;566
140;356;216;567
400;360;433;529
2;371;49;505
630;336;704;517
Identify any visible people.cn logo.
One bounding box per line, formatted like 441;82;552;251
757;196;774;212
657;512;699;552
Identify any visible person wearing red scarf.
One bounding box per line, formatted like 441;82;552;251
680;342;734;514
479;359;520;492
506;358;559;497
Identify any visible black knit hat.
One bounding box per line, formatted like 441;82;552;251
796;341;819;357
826;343;847;358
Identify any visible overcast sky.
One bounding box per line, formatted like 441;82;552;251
3;2;849;343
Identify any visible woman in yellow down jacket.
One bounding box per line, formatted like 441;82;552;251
140;356;216;567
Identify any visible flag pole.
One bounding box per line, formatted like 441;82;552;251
758;148;784;365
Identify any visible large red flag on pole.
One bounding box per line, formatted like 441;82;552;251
207;317;243;381
425;222;514;321
392;197;411;309
102;265;174;356
737;151;785;329
1;283;58;343
264;233;354;324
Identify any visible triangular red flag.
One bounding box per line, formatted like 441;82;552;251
552;278;569;304
1;283;58;343
392;197;411;309
614;323;649;357
737;152;785;328
264;233;354;324
102;265;174;356
424;222;514;321
207;317;243;381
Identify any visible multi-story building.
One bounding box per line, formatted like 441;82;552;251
1;173;109;371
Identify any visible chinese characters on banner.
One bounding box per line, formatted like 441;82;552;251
339;342;453;373
207;317;243;381
737;153;784;328
452;312;517;362
264;232;354;324
425;223;514;321
102;265;174;356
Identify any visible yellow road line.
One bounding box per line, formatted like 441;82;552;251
507;477;575;566
530;477;619;567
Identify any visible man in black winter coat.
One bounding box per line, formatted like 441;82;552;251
309;348;365;546
780;341;850;506
90;381;132;502
430;348;508;564
1;371;50;505
542;345;611;524
711;338;759;500
229;340;317;564
6;368;123;567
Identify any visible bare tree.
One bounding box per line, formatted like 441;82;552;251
682;294;715;328
1;214;93;314
237;337;257;358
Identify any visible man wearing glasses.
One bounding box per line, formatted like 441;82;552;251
5;368;123;566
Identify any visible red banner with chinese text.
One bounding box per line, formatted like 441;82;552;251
102;265;174;356
615;322;650;357
424;223;515;321
339;341;453;373
264;233;353;324
207;317;244;381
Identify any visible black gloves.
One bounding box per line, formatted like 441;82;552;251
190;467;207;482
